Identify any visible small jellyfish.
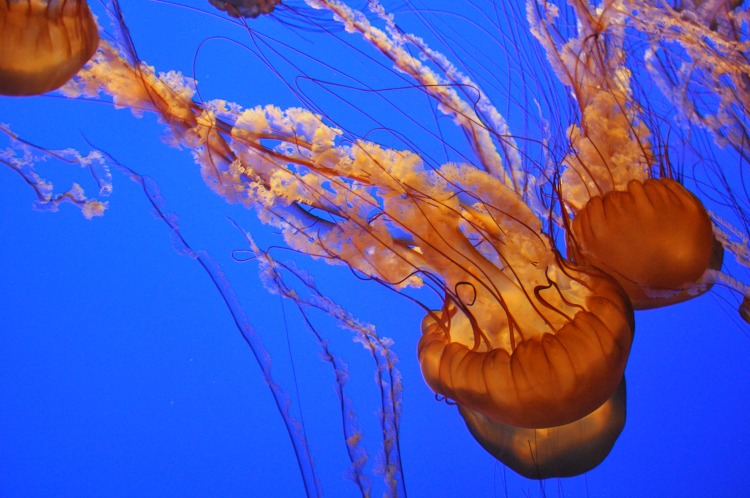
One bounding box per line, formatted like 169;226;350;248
0;0;99;96
208;0;281;18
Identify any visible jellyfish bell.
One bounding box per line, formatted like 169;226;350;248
417;260;634;430
458;377;627;479
0;0;99;96
566;178;723;309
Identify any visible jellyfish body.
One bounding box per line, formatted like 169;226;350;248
0;0;98;96
529;1;726;309
567;178;722;309
458;378;626;479
418;267;633;429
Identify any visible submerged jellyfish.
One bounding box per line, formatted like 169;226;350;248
0;0;98;96
567;178;721;309
419;274;632;479
621;0;750;318
528;0;725;309
416;238;633;431
208;0;281;18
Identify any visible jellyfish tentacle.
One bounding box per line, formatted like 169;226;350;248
741;297;750;324
309;0;531;193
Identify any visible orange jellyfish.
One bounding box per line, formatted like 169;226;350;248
529;0;723;309
0;0;99;96
622;0;750;317
416;251;633;431
567;178;722;309
418;261;633;479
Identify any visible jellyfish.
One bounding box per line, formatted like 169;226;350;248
566;178;722;309
208;0;281;18
526;0;731;309
621;0;750;317
0;0;99;96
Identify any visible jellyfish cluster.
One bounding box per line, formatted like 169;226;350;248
2;0;749;491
